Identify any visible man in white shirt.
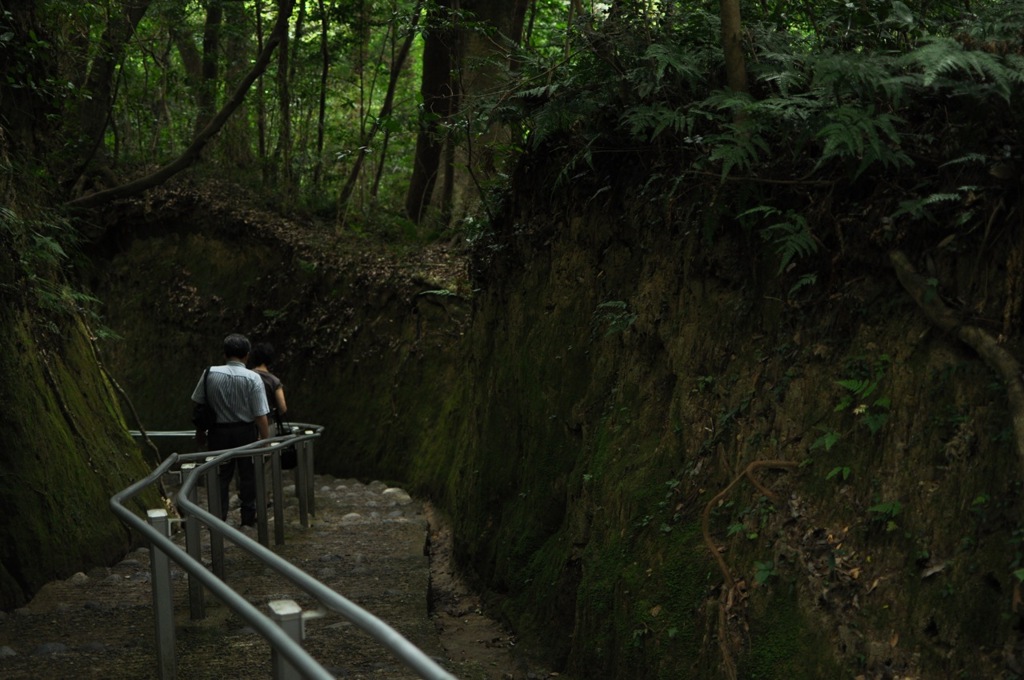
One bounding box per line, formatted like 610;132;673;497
191;333;270;526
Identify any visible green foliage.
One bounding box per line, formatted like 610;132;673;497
814;105;911;178
810;428;842;453
901;37;1024;102
753;560;777;585
620;104;694;141
867;500;903;532
826;466;851;482
593;300;637;337
763;212;817;274
0;206;97;318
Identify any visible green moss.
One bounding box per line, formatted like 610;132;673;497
739;587;844;679
0;307;157;609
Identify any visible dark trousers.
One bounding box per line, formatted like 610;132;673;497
208;422;258;524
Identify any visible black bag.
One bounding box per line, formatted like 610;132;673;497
280;443;298;470
277;421;298;470
192;367;217;430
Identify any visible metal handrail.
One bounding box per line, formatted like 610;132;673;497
113;428;458;680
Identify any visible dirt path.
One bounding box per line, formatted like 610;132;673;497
0;474;552;679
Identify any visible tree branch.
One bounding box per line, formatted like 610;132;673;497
66;0;296;211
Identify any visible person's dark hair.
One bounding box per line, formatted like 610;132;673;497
223;333;251;360
248;342;275;368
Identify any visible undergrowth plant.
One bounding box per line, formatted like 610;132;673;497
0;206;100;323
501;0;1024;269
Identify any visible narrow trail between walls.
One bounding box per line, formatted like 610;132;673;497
0;474;553;679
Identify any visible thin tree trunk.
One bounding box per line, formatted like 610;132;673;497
254;0;269;182
371;127;390;197
719;0;748;94
338;1;422;211
313;0;329;189
273;9;293;188
66;0;296;210
220;0;256;169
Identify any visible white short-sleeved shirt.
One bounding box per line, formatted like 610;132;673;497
191;360;270;424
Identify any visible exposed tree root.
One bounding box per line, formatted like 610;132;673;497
701;458;799;680
888;249;1024;475
701;459;799;590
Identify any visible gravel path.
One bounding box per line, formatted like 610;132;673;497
0;475;548;679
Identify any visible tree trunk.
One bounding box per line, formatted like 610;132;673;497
405;0;529;225
255;0;269;181
66;0;152;189
719;0;748;94
313;0;330;190
196;0;224;134
273;8;293;190
405;0;456;223
219;0;256;169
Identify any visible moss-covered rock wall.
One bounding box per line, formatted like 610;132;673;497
409;183;1022;678
0;300;159;610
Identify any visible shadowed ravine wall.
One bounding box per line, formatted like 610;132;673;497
0;302;159;609
87;182;1023;679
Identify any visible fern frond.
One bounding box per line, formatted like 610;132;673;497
644;43;702;84
515;84;561;100
903;37;1024;102
810;52;906;103
921;193;961;206
789;273;818;297
940;153;987;168
620;105;694;141
707;127;770;181
890;190;963;221
761;67;808;97
698;89;755;114
749;93;823;124
762;213;817;274
815;105;912;178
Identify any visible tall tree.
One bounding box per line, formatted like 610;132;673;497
719;0;748;95
405;0;529;224
405;0;457;223
313;0;330;189
220;0;258;169
196;0;224;133
67;0;153;188
272;2;294;191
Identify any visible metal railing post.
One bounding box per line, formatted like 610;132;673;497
147;509;177;680
207;460;225;579
296;438;310;528
182;464;206;620
268;600;304;680
304;432;316;518
254;451;269;546
271;445;285;545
